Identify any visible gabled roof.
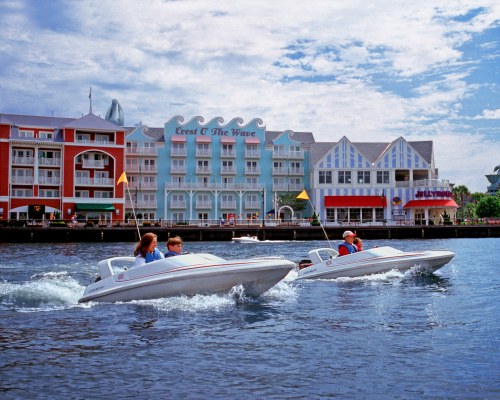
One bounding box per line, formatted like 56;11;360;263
61;113;124;131
310;140;434;167
310;142;336;166
0;113;73;128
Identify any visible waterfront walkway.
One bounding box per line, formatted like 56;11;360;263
1;224;499;243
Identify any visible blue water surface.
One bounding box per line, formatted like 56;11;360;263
0;238;498;399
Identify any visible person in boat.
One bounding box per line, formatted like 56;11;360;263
353;236;363;252
133;232;164;267
164;236;183;258
338;230;358;256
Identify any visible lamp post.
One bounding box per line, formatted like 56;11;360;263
262;188;265;227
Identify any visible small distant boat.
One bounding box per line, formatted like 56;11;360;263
232;236;261;243
296;246;455;280
78;253;295;303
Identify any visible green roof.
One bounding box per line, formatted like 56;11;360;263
75;203;115;212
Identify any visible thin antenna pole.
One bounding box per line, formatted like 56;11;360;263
126;184;141;240
89;87;93;114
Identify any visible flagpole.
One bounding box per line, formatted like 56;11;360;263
117;172;141;240
126;184;141;240
297;189;333;249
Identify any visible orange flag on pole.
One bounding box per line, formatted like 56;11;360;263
296;189;309;200
117;172;128;185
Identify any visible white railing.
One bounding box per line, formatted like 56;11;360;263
38;158;61;166
12;176;34;184
12;156;35;165
164;182;263;190
75;178;114;186
38;177;61;185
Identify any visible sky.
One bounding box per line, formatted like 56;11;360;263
0;0;498;193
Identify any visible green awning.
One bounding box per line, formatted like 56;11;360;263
75;203;115;212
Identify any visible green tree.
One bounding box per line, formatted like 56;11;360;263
278;192;306;212
452;185;470;219
475;196;500;218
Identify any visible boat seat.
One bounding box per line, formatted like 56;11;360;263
98;259;114;279
308;248;339;264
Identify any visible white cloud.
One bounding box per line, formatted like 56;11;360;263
472;109;500;119
0;0;499;193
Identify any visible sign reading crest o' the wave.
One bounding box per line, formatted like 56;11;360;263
165;116;265;141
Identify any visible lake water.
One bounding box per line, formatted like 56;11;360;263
0;238;499;399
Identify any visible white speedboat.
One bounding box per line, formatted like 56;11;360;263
296;246;455;280
79;253;295;303
232;236;261;243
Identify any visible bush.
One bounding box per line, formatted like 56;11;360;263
142;221;152;227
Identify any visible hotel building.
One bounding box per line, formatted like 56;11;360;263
0;103;458;226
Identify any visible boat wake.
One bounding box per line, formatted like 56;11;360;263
0;272;297;312
0;271;84;311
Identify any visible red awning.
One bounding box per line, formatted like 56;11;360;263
171;136;186;142
324;196;387;207
221;137;236;143
245;137;260;144
196;136;212;143
404;199;459;208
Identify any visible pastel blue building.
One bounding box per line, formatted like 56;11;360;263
125;116;314;223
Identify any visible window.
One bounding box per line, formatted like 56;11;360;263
246;161;258;173
76;190;89;197
362;208;372;222
19;130;35;138
221;177;234;188
245;177;258;188
95;134;109;144
338;171;351;184
94;191;112;198
38;131;53;139
171;159;185;173
375;208;384;221
326;208;335;222
357;171;371;184
377;171;390;184
172;212;185;222
76;133;90;142
319;171;332;184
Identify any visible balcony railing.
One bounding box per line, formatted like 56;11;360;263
245;150;261;158
75;178;114;186
12;156;35;165
165;182;263;190
171;166;186;174
273;150;304;159
128;182;158;190
272;167;288;175
221;167;236;174
220;201;236;209
221;149;236;157
195;201;212;209
395;179;451;188
272;183;303;192
38;158;61;166
170;201;187;209
126;147;157;156
196;166;212;174
82;160;105;169
245;167;260;174
11;176;34;184
125;165;158;173
196;149;211;157
170;148;187;157
38;177;61;185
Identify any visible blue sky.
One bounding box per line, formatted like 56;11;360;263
0;0;498;193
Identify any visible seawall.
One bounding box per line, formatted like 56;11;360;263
0;225;499;243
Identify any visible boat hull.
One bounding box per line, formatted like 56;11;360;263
79;254;295;303
296;246;455;280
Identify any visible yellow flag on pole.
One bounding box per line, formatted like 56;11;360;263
117;172;128;185
296;189;309;200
